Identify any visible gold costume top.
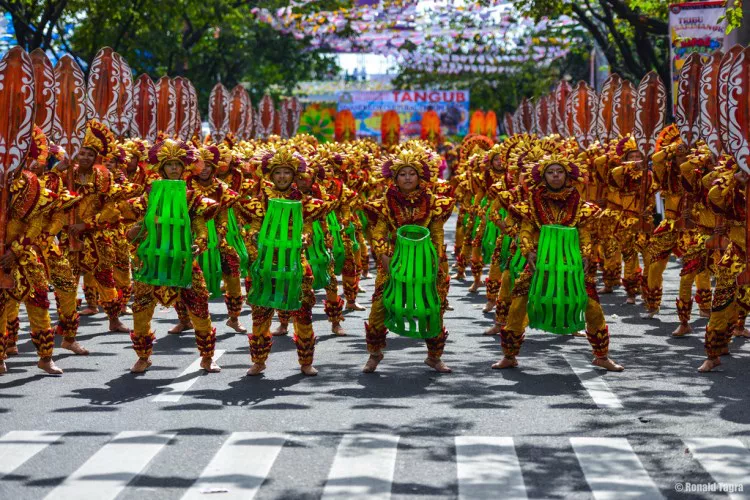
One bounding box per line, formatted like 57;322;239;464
364;184;455;260
5;170;58;300
512;185;599;260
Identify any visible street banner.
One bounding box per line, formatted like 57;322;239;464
336;90;470;139
669;1;727;106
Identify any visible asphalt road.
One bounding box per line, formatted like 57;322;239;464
1;217;750;500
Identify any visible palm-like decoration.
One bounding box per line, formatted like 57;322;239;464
299;108;334;143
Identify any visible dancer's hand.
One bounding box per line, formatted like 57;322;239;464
68;223;87;239
380;254;391;272
527;251;537;272
0;250;17;269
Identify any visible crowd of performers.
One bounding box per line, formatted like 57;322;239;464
1;117;745;378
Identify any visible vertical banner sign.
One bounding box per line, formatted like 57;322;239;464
337;90;470;139
669;2;727;108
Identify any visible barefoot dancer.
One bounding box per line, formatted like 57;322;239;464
362;148;455;374
492;156;624;372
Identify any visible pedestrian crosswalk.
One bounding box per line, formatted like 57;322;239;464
1;431;748;499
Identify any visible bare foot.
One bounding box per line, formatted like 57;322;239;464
642;309;659;320
226;317;247;333
130;358;152;373
624;296;636;305
361;272;371;279
346;302;366;311
592;357;624;371
121;306;133;316
484;324;502;336
0;360;6;375
699;310;711;319
597;286;614;294
672;323;692;337
61;339;89;355
425;357;452;373
168;322;193;334
301;364;318;376
446;303;454;311
4;346;18;357
491;356;518;369
38;358;63;375
357;287;367;294
362;352;384;373
482;301;496;313
200;357;221;372
331;323;346;336
79;307;99;316
468;281;482;293
732;327;750;338
246;363;266;376
572;331;587;337
109;320;130;333
272;324;289;337
698;357;721;372
451;272;466;281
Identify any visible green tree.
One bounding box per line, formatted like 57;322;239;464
2;0;343;111
507;0;669;86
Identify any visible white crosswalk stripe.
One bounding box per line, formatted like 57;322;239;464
181;432;286;500
563;354;623;409
153;350;226;402
455;436;527;500
571;437;663;499
0;431;64;481
684;438;750;500
321;433;400;499
43;431;175;500
4;431;749;499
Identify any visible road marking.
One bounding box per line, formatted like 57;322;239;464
455;436;527;500
181;432;286;500
0;431;64;480
321;434;399;500
571;437;662;500
153;350;225;402
44;431;175;500
563;354;623;409
684;438;750;499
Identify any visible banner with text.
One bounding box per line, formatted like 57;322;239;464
336;90;470;139
669;2;727;106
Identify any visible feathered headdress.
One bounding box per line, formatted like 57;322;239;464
381;148;432;180
147;138;199;175
81;119;115;158
256;146;308;179
615;135;638;158
531;154;582;186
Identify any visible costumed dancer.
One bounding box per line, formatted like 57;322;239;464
644;125;690;318
296;150;346;335
122;139;221;374
698;162;747;372
671;144;717;336
0;163;64;374
65;120;128;333
492;156;624;372
362;148;455;374
238;146;328;376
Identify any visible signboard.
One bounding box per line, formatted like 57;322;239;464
669;2;727;106
336;90;470;138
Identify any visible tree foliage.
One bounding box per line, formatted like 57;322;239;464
2;0;341;110
507;0;669;87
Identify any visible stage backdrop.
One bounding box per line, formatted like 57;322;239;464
336;90;470;139
668;1;727;107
